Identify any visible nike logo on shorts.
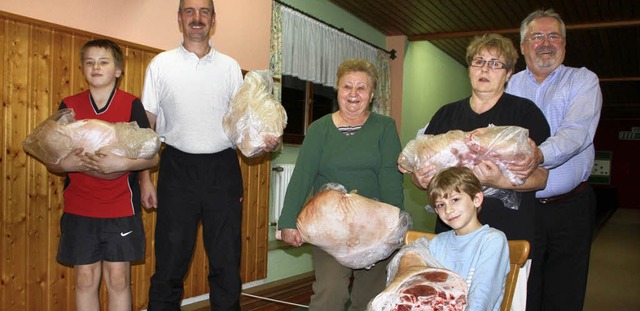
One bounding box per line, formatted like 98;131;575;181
120;231;133;237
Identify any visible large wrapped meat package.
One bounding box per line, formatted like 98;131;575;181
398;125;532;186
296;183;412;269
223;70;287;158
368;237;468;311
399;125;533;210
22;108;160;165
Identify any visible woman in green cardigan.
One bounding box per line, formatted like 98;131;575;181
278;58;404;311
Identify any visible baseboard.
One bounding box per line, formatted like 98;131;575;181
180;272;314;311
240;272;314;310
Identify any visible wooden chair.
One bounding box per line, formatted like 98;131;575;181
403;230;530;311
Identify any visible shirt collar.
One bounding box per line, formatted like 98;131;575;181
178;40;215;60
525;64;565;85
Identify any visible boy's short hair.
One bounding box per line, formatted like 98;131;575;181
80;39;125;73
426;167;482;208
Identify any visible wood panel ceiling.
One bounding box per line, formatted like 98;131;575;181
329;0;640;120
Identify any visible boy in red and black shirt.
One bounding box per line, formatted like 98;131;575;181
46;39;158;310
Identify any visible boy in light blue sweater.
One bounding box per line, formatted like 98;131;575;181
426;167;510;311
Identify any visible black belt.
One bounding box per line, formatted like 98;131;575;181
538;181;588;204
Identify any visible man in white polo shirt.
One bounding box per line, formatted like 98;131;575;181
142;0;245;309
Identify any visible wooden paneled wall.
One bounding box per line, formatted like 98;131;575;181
0;11;269;311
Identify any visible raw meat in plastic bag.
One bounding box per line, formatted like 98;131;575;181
398;125;532;185
223;70;287;158
22;108;160;165
292;183;412;269
467;126;533;184
368;237;468;311
399;130;475;174
398;125;532;210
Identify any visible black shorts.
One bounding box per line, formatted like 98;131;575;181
56;213;145;266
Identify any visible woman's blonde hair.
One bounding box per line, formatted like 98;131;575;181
465;33;519;71
336;58;378;90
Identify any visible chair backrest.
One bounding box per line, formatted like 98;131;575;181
403;230;530;311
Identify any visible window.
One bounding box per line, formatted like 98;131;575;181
281;75;338;144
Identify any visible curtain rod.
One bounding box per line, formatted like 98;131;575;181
273;0;396;59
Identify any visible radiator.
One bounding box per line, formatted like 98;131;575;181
270;164;295;226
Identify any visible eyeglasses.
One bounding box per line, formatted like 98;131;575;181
526;33;564;44
469;58;507;70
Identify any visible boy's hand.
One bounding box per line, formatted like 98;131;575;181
58;147;89;172
82;149;127;175
48;147;126;179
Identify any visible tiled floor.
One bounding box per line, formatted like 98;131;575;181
584;208;640;311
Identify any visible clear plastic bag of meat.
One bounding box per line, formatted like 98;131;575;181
223;70;287;158
295;183;412;270
466;125;533;185
482;187;522;210
368;237;468;311
399;130;472;175
385;236;445;283
399;125;532;184
22;108;161;165
399;125;533;210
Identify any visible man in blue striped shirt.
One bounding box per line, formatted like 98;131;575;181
506;9;602;311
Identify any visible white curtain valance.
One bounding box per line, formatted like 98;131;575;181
281;6;378;88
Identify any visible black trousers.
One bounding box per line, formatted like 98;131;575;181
526;184;596;311
148;146;243;311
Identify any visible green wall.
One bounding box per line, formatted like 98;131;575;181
401;41;471;233
262;0;471;285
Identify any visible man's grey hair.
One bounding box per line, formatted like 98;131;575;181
519;9;566;43
178;0;215;14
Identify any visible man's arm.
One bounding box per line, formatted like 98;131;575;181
540;70;602;169
474;160;548;192
146;111;157;131
139;169;157;209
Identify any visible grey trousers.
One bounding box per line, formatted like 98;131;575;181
308;246;393;311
